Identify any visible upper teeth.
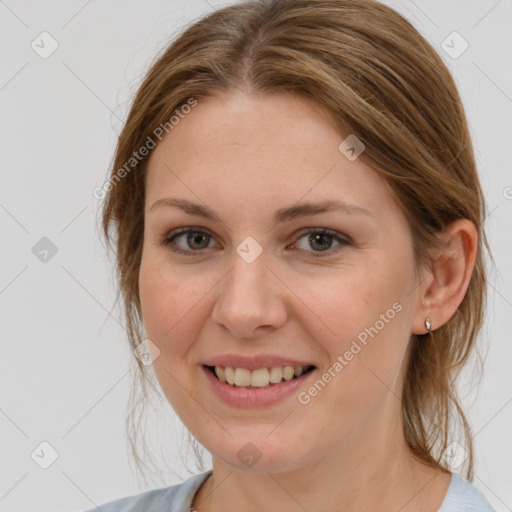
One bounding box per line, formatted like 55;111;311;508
214;365;309;387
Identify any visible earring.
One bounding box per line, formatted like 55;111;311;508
425;316;432;333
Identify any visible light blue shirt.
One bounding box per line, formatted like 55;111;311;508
83;469;496;511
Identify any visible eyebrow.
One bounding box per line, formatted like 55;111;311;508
149;197;373;223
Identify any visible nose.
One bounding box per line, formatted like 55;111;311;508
211;252;288;340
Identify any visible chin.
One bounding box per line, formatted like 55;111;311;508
207;433;310;474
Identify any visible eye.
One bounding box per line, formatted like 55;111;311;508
160;227;218;255
290;228;350;257
160;227;350;257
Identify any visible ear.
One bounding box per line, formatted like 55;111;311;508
412;219;478;335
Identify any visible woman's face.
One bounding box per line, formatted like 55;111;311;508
139;91;426;472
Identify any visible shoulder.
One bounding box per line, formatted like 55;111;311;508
438;474;496;512
81;470;212;512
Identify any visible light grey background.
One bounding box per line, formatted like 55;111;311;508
1;1;511;511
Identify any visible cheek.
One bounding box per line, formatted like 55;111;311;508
139;262;172;338
296;263;411;401
139;255;205;343
138;258;203;411
288;263;402;347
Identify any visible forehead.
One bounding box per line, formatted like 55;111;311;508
162;91;344;155
145;91;396;220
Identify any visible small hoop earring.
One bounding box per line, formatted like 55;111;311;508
425;316;432;333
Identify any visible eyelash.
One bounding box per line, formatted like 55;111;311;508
160;226;350;258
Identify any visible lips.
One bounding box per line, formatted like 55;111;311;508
202;363;317;408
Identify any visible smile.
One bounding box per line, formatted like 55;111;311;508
202;363;317;408
207;364;316;388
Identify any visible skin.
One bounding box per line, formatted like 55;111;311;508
138;90;478;511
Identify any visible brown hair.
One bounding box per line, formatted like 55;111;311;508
98;0;492;485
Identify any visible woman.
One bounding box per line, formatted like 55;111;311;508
86;0;495;510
